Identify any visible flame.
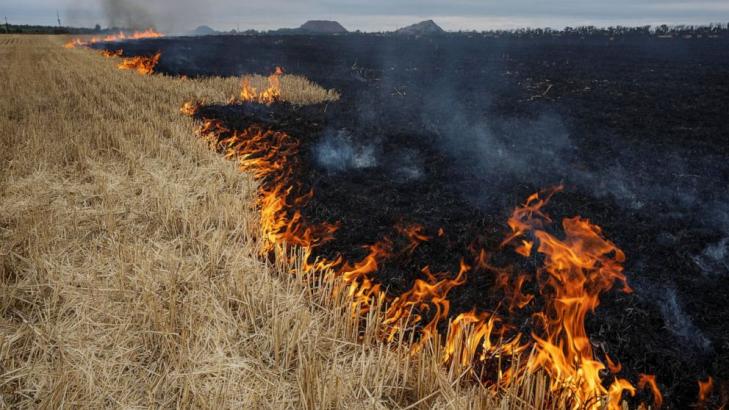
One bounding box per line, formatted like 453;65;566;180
503;187;637;409
64;29;163;49
180;100;201;117
239;67;285;105
384;261;468;344
638;374;663;408
605;353;622;374
395;223;430;254
101;49;123;58
117;52;161;75
698;376;714;403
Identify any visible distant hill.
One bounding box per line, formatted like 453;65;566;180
189;25;218;36
395;20;444;35
299;20;348;34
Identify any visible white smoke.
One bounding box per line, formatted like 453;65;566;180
693;237;729;276
313;130;378;173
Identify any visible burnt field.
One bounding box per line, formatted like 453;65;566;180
106;34;728;407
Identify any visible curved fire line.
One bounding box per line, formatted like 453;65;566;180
180;68;662;410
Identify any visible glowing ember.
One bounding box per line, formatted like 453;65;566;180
117;52;161;75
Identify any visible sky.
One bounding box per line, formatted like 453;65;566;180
3;0;729;32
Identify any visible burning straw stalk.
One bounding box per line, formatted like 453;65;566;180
117;52;162;76
64;28;163;49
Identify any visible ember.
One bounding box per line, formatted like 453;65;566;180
100;49;123;58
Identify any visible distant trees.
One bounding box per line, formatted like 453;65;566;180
469;23;729;39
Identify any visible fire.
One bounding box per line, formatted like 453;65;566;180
503;187;636;408
186;102;658;409
64;29;163;49
698;376;714;403
384;262;468;345
240;67;285;105
637;374;663;408
117;52;161;75
101;49;123;58
180;100;201;117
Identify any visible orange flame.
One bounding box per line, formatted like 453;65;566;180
698;376;714;403
100;49;123;58
384;261;468;344
504;187;637;409
117;52;161;75
638;374;663;408
180;100;201;117
240;67;285;105
64;29;163;49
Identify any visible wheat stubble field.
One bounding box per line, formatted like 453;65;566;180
0;36;555;409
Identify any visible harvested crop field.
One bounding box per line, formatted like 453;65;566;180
0;35;555;409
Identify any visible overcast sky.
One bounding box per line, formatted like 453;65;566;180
4;0;729;32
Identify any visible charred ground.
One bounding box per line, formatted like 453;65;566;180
108;33;729;407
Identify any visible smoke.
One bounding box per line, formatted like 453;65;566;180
102;0;154;29
99;0;210;33
312;129;424;182
693;237;729;276
658;287;712;353
313;129;378;173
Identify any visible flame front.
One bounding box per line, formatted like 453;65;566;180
64;29;163;49
117;52;161;75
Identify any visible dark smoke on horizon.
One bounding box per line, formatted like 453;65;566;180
99;0;208;33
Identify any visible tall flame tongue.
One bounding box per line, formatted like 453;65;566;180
64;29;163;49
117;52;161;75
503;187;637;409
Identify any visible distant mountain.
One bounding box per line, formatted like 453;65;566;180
395;20;444;35
189;25;218;36
299;20;348;34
